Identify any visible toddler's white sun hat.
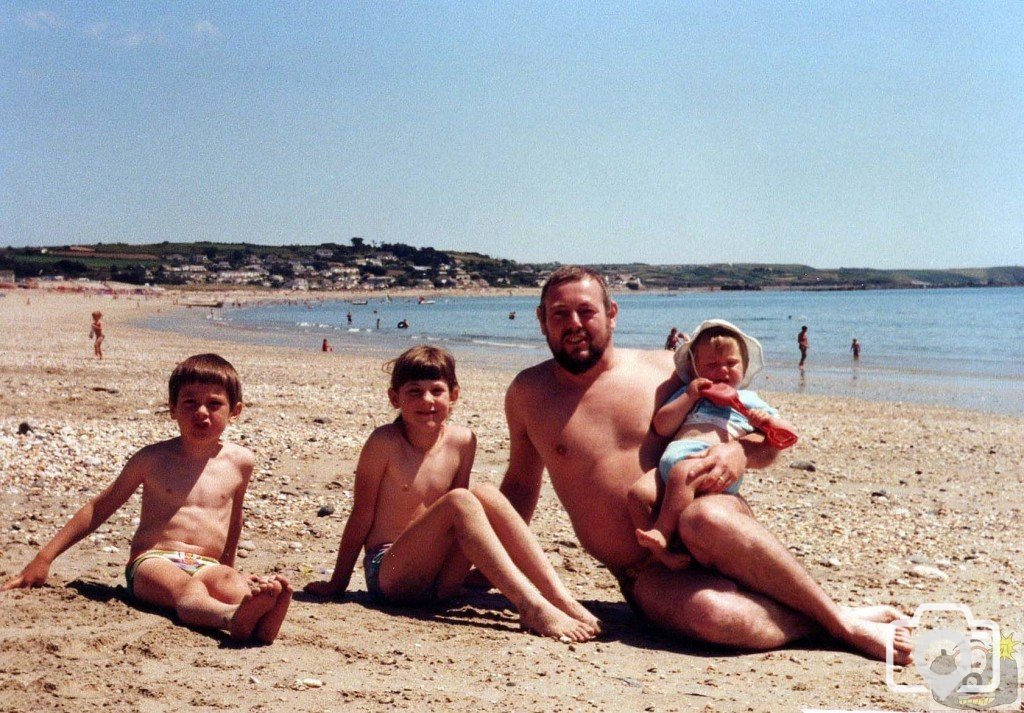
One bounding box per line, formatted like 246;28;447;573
673;319;765;388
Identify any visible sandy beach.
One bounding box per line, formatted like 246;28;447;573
1;289;1021;712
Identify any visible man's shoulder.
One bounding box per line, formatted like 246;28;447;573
613;347;675;374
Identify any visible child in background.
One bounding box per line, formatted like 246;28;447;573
630;320;797;569
90;311;104;359
3;353;291;644
306;345;599;642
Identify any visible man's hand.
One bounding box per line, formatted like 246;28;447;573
2;558;50;590
685;441;747;494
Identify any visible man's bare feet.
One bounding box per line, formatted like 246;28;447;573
635;529;692;570
842;604;906;624
255;575;292;644
838;613;914;665
229;578;280;642
520;600;598;643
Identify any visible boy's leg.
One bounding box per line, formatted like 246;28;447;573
381;489;595;641
470;484;600;630
131;559;281;642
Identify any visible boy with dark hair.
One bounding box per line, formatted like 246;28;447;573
4;353;291;644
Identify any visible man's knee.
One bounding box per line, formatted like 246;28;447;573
678;498;747;563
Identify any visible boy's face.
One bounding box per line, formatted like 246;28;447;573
388;379;458;431
170;382;242;443
692;338;746;388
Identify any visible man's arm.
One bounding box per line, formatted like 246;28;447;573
689;435;779;494
498;378;545;524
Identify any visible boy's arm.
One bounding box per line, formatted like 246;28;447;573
306;431;388;596
452;430;477;490
220;450;255;568
3;451;147;590
498;379;544;524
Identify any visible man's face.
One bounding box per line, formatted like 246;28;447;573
536;278;617;374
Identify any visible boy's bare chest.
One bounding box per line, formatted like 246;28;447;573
386;450;460;502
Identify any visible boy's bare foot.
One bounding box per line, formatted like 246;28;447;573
230;580;280;642
520;600;598;643
255;575;292;644
551;596;602;634
838;613;914;664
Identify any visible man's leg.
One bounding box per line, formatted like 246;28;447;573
667;495;911;662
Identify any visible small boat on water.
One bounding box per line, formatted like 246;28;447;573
350;299;369;305
184;299;224;308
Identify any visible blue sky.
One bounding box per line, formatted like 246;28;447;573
3;2;1022;268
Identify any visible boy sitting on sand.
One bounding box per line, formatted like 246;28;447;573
629;320;798;569
3;353;291;644
305;345;600;642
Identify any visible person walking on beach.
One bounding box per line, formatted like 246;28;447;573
3;354;292;644
851;338;861;360
90;311;105;359
305;345;599;642
797;325;809;367
498;266;912;662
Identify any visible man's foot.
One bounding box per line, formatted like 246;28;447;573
842;604;906;624
520;600;598;643
255;575;292;644
838;613;914;665
229;579;280;642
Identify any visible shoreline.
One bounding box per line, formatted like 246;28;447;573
1;289;1022;711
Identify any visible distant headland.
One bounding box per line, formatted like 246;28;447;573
2;240;1021;292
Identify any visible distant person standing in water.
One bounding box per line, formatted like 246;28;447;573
664;327;683;351
850;338;860;360
90;311;105;360
797;326;809;367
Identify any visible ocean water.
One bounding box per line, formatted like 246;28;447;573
154;287;1024;415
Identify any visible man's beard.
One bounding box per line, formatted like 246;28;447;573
549;332;607;375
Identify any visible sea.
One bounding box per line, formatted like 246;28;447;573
150;286;1024;415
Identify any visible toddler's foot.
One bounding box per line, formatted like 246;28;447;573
520;600;598;643
256;575;292;644
635;529;691;570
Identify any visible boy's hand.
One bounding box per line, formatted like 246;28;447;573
2;558;50;590
687;377;713;399
304;579;345;598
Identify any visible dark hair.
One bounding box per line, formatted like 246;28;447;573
539;266;611;313
690;326;748;370
387;345;458;391
168;353;243;408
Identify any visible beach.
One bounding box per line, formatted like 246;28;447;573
1;289;1022;712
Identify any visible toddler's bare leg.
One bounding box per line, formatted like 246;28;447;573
382;489;595;642
635;460;696;569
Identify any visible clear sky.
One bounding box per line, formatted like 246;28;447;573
3;2;1022;268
